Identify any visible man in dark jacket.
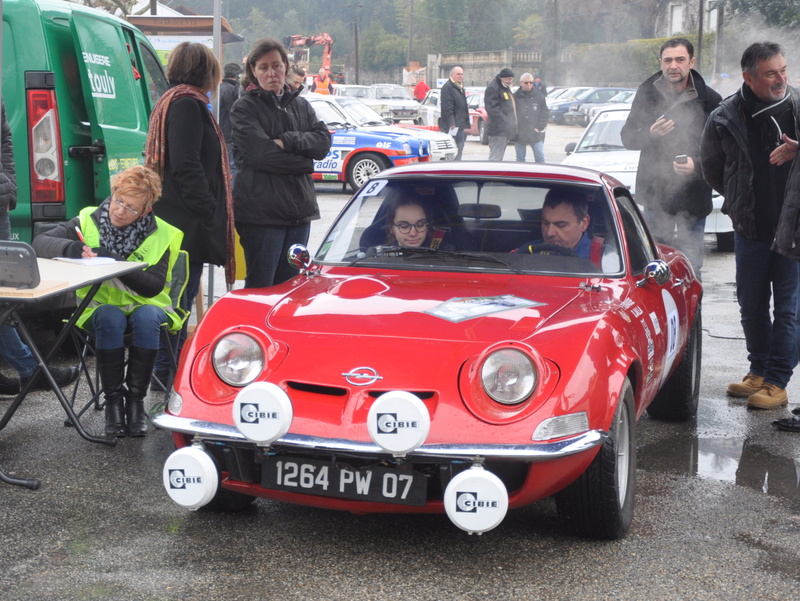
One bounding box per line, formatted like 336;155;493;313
701;41;800;410
621;37;721;275
219;62;242;176
514;73;548;163
485;67;517;161
439;66;470;160
0;99;78;395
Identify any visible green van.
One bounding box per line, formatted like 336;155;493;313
2;0;169;242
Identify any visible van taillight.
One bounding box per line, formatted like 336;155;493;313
26;89;64;203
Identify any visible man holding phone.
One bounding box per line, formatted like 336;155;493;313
621;37;721;275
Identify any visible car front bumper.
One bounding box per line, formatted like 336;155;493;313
153;411;606;461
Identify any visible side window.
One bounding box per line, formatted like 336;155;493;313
139;44;169;107
615;192;657;274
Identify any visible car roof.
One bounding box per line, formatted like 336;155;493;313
375;160;611;185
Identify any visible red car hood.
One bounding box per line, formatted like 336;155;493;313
264;272;585;343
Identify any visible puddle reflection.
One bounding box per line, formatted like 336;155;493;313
640;435;799;502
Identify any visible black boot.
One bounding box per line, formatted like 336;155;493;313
125;346;158;437
95;347;127;437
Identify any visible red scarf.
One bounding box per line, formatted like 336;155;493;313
145;84;236;287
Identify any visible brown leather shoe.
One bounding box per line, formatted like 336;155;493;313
727;373;764;397
747;383;788;409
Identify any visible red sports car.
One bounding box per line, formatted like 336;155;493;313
155;162;702;539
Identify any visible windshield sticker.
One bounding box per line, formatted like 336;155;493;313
359;180;388;197
426;295;544;323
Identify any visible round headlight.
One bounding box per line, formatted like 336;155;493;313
480;349;537;404
212;333;264;387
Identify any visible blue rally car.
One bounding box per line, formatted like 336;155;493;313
307;94;429;190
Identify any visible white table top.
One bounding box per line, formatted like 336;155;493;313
0;259;147;302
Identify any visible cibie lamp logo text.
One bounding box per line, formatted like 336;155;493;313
455;491;499;513
240;402;279;424
168;469;203;490
376;413;419;434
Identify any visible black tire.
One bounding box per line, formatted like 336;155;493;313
478;120;488;145
555;378;636;539
716;231;734;252
346;152;388;191
202;487;257;512
647;310;701;421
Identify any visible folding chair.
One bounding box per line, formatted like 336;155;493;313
65;249;190;426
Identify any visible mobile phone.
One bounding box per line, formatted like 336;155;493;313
674;155;688;164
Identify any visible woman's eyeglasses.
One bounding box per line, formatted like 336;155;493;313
393;220;429;233
112;196;141;217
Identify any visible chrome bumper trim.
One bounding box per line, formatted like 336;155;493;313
152;411;605;461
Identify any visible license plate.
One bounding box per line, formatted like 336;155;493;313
262;456;427;506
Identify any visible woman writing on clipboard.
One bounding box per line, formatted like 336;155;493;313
33;165;183;438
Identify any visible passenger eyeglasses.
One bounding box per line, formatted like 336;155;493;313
112;195;141;217
393;220;429;234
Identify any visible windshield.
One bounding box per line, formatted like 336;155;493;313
375;86;412;100
336;98;388;126
342;87;374;99
574;110;629;152
308;99;355;129
316;177;623;277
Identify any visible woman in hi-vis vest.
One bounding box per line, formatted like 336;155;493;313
33;166;183;438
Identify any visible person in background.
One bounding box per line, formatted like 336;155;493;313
310;67;334;95
533;75;547;95
621;37;721;276
145;42;235;384
33;166;183;437
485;67;517;161
413;76;430;102
231;38;331;289
288;65;306;92
0;98;78;396
439;66;470;161
219;62;242;177
514;72;549;163
701;41;800;410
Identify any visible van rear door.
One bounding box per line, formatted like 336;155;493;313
69;12;154;182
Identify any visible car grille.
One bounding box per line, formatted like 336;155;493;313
432;139;456;150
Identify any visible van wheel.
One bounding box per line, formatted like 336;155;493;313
346;153;388;191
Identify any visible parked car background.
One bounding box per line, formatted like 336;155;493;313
562;107;733;250
585;90;636;123
418;88;482;140
371;84;421;122
563;87;636;126
332;95;457;162
306;94;428;191
333;85;393;120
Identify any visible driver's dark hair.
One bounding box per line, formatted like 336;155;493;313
544;188;589;222
660;37;694;60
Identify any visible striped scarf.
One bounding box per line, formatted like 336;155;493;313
145;84;236;287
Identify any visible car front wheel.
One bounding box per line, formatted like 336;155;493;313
555;377;636;539
346;152;388;191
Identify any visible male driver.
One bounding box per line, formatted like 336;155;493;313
621;37;721;276
484;67;517;161
517;189;590;255
701;41;800;410
288;65;306;92
439;66;470;161
310;67;334;95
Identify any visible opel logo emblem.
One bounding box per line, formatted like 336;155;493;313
342;366;382;386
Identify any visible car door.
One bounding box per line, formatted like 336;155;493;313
70;12;159;181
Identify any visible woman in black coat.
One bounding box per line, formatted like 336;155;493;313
231;38;331;289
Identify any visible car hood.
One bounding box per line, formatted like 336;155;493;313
366;124;452;141
561;149;638;193
264;272;586;343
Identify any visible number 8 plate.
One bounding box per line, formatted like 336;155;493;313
262;456;427;506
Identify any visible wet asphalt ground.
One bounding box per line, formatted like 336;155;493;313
1;130;799;600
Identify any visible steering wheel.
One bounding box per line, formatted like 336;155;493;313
519;243;578;257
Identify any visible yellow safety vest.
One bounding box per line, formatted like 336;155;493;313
75;206;185;332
